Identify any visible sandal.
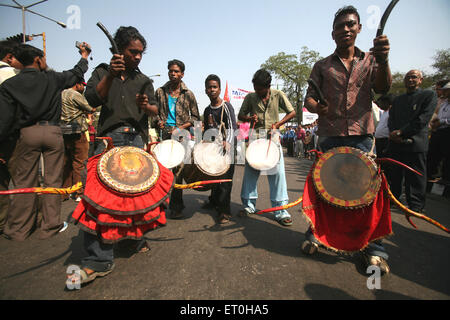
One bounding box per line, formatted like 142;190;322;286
219;213;231;224
276;217;293;227
136;240;150;253
67;264;115;288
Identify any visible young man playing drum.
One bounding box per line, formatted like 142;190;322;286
303;6;392;273
238;69;296;227
202;74;237;224
67;26;159;286
156;59;200;219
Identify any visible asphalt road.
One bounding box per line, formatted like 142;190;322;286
1;151;449;301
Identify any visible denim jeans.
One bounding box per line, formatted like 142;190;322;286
93;127;145;156
241;144;291;221
81;231;115;272
318;135;373;153
306;134;388;260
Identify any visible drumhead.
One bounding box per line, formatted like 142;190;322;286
246;139;280;171
193;141;230;176
97;146;160;194
153;140;186;169
312;147;381;209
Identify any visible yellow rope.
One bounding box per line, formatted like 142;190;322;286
386;187;449;233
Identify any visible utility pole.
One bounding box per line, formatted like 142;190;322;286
0;0;66;43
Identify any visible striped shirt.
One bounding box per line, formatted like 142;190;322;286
306;47;378;137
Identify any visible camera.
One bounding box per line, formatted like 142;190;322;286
75;41;91;53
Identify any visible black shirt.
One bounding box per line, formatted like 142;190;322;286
85;64;157;143
0;58;88;141
388;88;437;153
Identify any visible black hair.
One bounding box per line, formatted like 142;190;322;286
205;74;221;88
436;79;449;88
252;69;272;88
14;44;44;66
113;26;147;53
168;59;185;72
377;93;395;105
333;5;360;28
0;40;19;61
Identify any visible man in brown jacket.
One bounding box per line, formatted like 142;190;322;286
156;59;200;219
60;80;95;201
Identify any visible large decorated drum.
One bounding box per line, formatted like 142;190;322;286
97;146;160;194
71;146;174;244
312;146;381;209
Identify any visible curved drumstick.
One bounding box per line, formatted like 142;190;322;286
0;182;83;196
385;181;449;234
254;196;303;215
376;157;422;176
96;22;119;54
307;79;328;106
377;0;400;37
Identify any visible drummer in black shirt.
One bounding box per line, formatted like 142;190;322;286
202;74;237;224
85;26;158;155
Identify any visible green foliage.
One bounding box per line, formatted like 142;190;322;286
261;46;322;123
431;48;450;80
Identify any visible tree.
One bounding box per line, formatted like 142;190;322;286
431;48;450;81
261;46;321;124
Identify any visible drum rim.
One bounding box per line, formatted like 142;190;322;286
312;146;381;209
245;138;280;171
97;146;160;194
153;139;185;169
193;141;230;176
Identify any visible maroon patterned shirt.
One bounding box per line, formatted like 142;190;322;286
306;47;378;137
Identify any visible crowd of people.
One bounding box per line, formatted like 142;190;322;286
281;121;319;159
0;5;448;287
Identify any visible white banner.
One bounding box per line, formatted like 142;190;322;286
302;107;318;125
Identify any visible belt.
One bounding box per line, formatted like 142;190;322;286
36;120;60;126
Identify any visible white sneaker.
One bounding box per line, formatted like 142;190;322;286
59;221;68;233
75;197;82;202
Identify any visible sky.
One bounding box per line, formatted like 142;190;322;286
1;0;449;115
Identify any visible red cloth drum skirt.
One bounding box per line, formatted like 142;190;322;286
71;147;174;243
302;147;393;252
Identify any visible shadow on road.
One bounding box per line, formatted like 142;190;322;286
304;283;418;300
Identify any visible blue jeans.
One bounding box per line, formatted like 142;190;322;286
306;135;388;260
93;127;144;156
318;135;373;153
241;145;291;221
